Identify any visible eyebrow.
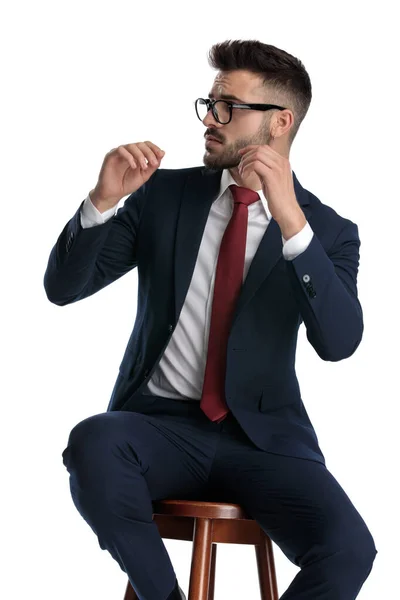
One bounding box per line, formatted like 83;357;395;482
207;92;246;103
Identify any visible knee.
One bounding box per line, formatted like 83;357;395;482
304;521;378;581
61;412;125;473
346;528;378;574
333;524;378;580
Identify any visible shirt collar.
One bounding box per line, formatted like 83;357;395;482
218;169;272;221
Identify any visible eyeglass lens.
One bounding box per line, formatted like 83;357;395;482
196;99;230;124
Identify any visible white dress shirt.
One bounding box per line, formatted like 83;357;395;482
81;169;314;400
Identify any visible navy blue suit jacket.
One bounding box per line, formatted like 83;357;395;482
44;166;363;466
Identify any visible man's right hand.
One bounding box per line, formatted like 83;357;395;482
89;141;165;212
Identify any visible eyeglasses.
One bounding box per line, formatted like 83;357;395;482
195;97;287;125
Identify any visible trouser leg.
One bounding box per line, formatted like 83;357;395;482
61;407;217;600
206;428;378;599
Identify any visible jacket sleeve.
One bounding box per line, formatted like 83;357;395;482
43;173;156;306
285;220;363;361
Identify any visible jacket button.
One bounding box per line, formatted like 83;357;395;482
168;324;173;332
144;369;149;377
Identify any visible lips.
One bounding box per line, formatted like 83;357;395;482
206;136;222;143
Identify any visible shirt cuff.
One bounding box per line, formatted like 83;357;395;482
282;221;314;261
80;194;119;228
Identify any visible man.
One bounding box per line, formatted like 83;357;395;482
44;40;377;599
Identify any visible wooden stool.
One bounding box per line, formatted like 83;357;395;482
123;499;278;600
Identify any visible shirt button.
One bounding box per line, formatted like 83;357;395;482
302;274;311;283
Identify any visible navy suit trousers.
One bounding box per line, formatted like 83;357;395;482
62;395;377;599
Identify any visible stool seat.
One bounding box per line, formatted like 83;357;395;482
123;499;278;600
153;499;252;520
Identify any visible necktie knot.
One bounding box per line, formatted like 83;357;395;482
229;184;260;207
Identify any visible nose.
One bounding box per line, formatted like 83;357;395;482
203;108;223;129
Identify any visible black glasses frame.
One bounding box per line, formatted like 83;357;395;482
195;97;287;124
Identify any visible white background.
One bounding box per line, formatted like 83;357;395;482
1;1;398;598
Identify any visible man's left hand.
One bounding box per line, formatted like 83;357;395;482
238;144;306;239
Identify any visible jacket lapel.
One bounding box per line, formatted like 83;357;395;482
174;169;221;322
174;167;311;325
232;173;311;325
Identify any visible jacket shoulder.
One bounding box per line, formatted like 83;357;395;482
305;186;359;231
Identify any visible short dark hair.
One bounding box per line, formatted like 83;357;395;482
207;39;312;146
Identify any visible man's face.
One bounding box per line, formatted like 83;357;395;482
201;70;274;170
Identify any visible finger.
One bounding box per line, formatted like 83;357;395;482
117;145;138;169
239;149;257;169
144;141;165;160
238;145;258;155
122;143;151;170
240;150;275;172
136;142;162;167
240;158;271;179
239;155;255;171
239;145;279;162
240;160;252;177
121;143;152;170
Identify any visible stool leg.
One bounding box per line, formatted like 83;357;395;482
207;543;217;600
188;518;213;600
255;533;279;600
123;580;138;600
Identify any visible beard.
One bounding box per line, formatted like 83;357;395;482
203;120;272;171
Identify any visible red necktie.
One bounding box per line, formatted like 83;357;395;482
200;185;260;422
